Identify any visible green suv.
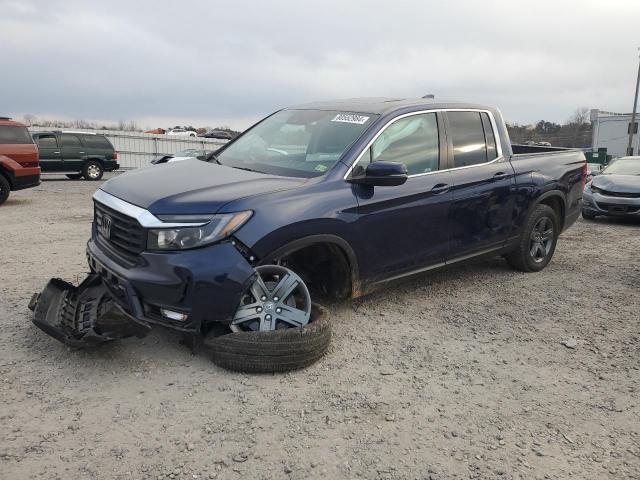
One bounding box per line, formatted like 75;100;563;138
32;131;119;180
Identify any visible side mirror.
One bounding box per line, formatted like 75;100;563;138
347;161;408;187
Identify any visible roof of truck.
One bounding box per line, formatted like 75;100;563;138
288;97;494;115
0;117;28;127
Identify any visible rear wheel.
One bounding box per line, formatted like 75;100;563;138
506;204;558;272
83;161;104;181
66;173;83;180
0;175;10;205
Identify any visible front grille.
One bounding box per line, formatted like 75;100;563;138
596;202;640;214
94;201;145;263
598;189;640;198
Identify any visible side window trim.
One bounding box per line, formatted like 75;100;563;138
344;108;503;180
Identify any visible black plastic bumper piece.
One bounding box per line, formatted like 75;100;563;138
29;274;150;348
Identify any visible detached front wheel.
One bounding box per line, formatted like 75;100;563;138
206;265;331;373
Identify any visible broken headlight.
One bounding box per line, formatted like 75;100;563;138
147;211;252;250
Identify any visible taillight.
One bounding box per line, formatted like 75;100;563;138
113;151;118;160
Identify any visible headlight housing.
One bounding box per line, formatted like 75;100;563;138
147;211;252;250
590;184;602;194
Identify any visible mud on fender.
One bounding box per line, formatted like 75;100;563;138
29;273;150;348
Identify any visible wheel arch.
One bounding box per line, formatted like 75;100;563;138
260;234;362;298
533;190;566;230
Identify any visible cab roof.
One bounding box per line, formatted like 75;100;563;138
0;117;28;127
287;97;494;115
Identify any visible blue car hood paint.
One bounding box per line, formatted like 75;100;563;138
100;159;307;214
592;174;640;194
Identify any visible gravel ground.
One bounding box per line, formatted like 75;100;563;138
1;173;639;480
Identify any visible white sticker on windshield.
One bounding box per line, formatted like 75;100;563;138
331;113;370;125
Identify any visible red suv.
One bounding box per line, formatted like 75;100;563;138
0;117;40;205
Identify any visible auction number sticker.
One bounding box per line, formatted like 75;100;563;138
331;113;370;125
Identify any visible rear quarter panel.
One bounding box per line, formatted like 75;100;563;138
509;150;586;236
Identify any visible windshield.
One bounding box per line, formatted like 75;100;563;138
216;109;377;178
602;159;640;176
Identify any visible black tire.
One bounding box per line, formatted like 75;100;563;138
506;204;559;272
82;160;104;181
66;173;83;180
582;209;596;220
0;174;10;206
205;304;331;373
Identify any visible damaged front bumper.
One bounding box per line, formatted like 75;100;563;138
29;274;150;348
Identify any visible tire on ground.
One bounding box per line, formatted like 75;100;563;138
582;209;596;220
0;174;10;206
205;304;331;373
506;204;559;273
83;160;104;181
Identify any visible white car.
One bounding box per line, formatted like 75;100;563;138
151;149;211;164
167;128;197;137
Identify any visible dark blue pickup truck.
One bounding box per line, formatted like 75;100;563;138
31;98;586;371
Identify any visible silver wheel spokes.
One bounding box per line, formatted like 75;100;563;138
529;217;553;263
87;165;100;178
231;265;311;332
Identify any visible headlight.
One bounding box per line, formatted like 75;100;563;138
147;211;252;250
590;184;602;194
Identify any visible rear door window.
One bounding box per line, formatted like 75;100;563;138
0;126;34;144
447;112;489;167
82;135;112;148
480;113;498;160
35;134;58;148
61;134;82;147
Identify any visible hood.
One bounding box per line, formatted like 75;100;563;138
592;174;640;194
100;159;306;214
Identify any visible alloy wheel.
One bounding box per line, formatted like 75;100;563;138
529;216;554;263
87;164;101;179
230;265;311;332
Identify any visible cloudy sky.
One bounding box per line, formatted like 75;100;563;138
1;0;639;130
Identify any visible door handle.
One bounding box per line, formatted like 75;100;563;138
79;151;85;154
53;151;60;154
431;183;450;194
493;172;509;180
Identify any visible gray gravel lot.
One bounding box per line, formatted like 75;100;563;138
1;173;639;479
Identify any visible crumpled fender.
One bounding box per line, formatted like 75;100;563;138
29;274;150;348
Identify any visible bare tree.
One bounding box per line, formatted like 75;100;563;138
22;114;37;126
567;107;590;147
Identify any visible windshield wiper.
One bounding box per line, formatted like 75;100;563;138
232;166;263;174
205;152;222;165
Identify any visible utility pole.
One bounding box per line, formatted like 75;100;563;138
627;48;640;156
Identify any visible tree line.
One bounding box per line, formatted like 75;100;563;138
506;107;591;148
22;107;593;148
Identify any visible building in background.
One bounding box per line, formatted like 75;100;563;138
591;109;639;158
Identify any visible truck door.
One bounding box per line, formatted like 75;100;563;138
349;112;452;282
34;133;63;172
59;133;85;171
445;111;515;260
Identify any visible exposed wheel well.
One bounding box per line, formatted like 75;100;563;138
271;242;354;300
539;195;565;230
